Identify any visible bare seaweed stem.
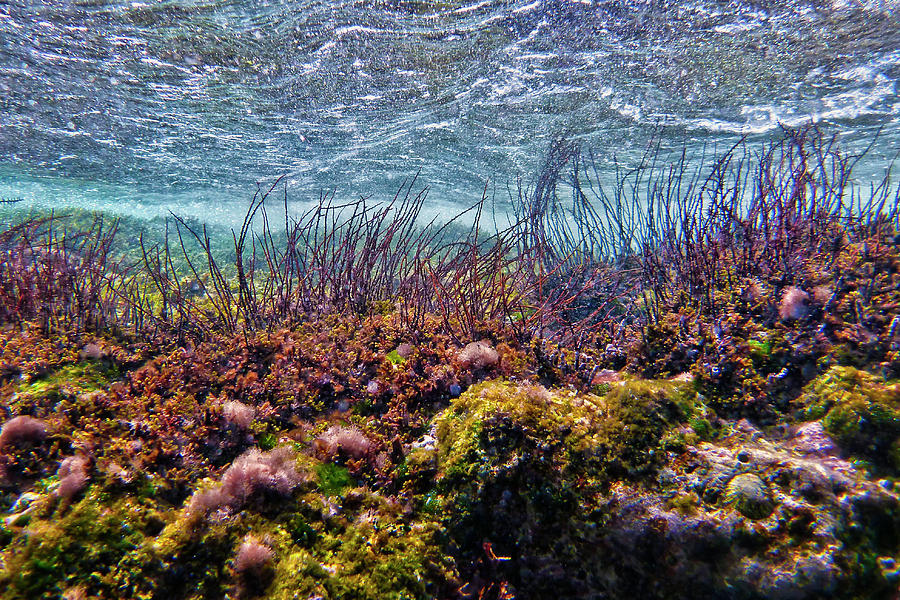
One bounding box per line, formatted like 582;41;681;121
0;214;127;334
514;125;899;357
0;125;895;350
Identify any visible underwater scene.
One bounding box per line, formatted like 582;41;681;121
1;1;900;599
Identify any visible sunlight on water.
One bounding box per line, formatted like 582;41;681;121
1;0;899;226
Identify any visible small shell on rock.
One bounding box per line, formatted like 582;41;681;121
724;473;775;520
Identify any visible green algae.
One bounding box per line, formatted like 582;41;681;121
268;510;454;600
665;492;700;516
385;349;406;366
797;366;900;466
113;514;235;600
256;432;278;451
424;378;694;597
0;523;13;550
689;416;714;440
0;490;156;600
136;485;455;600
284;513;317;547
680;393;717;440
15;362;117;399
315;463;354;497
271;523;449;599
747;338;773;358
434;378;691;488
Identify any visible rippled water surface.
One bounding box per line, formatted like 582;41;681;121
2;0;899;224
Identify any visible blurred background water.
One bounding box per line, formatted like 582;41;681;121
1;0;899;227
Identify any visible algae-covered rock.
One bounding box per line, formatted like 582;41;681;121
430;378;688;598
0;490;155;600
593;418;900;600
435;378;687;487
796;366;900;468
264;488;457;600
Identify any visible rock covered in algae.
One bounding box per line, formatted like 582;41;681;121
1;333;899;599
422;378;691;598
433;377;685;489
420;379;900;599
795;365;900;467
723;473;774;519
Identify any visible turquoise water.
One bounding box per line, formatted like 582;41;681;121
1;0;899;226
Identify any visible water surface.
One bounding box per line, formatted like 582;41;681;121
2;0;899;225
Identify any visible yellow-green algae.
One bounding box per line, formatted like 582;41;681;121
0;375;699;600
14;450;454;600
796;366;900;467
0;488;161;600
12;361;118;407
435;378;693;486
423;378;694;598
2;343;898;598
146;481;457;600
267;489;455;600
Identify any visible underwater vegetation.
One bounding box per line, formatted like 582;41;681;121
0;126;899;599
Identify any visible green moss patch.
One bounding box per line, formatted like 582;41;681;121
271;520;453;600
0;491;153;600
315;463;354;497
14;362;117;404
435;379;690;486
428;378;690;597
796;366;900;468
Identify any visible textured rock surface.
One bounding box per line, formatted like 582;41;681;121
589;417;900;599
420;381;900;599
0;322;898;599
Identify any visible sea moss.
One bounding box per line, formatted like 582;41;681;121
112;514;235;600
796;366;900;469
0;490;155;600
269;514;455;600
315;463;354;497
435;379;689;485
10;361;118;412
430;379;690;597
143;486;457;600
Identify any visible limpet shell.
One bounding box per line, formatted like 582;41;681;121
724;473;775;520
